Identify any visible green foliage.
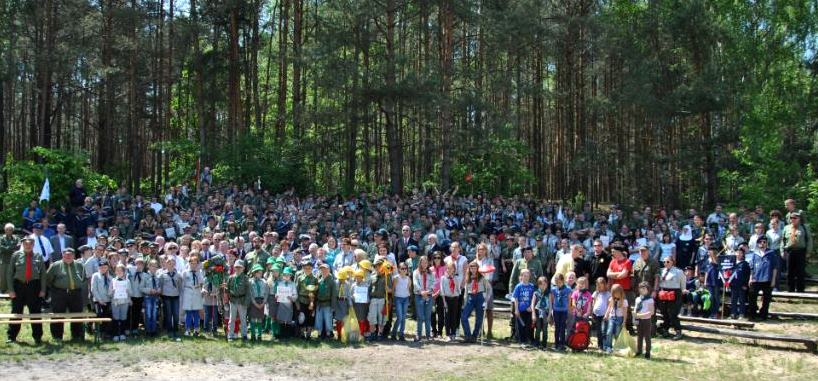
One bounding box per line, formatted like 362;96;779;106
448;136;534;195
209;134;311;194
1;147;116;223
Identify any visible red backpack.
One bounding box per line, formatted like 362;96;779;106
567;319;591;351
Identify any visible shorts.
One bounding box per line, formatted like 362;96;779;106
368;298;386;326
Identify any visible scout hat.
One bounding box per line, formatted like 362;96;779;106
337;269;351;281
283;267;294;276
266;257;277;265
271;264;283;273
300;259;313;267
354;269;365;278
234;259;245;268
358;259;373;271
251;264;264;274
20;236;35;244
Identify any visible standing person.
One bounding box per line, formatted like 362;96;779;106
140;260;162;337
748;236;779;321
531;276;551;350
0;223;19;294
110;264;132;342
45;247;85;342
602;284;628;354
49;224;75;263
248;264;269;341
413;256;435;341
729;248;751;319
296;260;318;340
475;243;497;339
657;257;685;340
703;249;723;318
226;260;250;341
591;278;611;350
440;262;463;341
512;269;535;349
390;262;411;341
314;263;337;340
90;259;112;340
159;257;183;341
276;267;298;338
549;273;571;351
182;256;204;336
633;282;655;359
606;243;634;333
128;258;146;336
430;252;447;338
461;260;491;343
569;277;593;337
781;211;811;292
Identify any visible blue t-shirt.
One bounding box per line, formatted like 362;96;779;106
512;282;536;312
551;285;572;312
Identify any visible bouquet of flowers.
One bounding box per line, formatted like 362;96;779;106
202;253;228;288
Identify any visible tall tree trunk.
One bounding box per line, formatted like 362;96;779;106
439;0;454;191
275;0;290;143
291;0;303;135
382;0;402;195
228;4;243;146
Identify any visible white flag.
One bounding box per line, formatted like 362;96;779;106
39;178;50;201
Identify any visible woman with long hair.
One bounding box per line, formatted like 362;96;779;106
460;260;491;343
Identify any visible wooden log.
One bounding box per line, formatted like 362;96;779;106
771;291;818;301
0;318;111;325
675;315;755;329
0;312;98;319
681;324;818;353
768;311;818;320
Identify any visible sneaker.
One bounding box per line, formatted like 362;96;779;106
413;336;421;342
645;352;651;359
389;334;397;341
399;335;406;342
185;330;191;337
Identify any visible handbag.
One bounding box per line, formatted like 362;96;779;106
658;290;676;302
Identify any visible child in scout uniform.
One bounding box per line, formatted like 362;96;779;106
265;258;282;340
315;263;338;340
110;264;132;342
634;281;655;359
512;269;535;348
201;264;221;336
140;259;162;337
276;267;298;337
159;257;183;341
90;259;112;339
334;266;354;339
182;255;204;336
439;262;463;342
531;276;551;350
127;257;145;336
226;260;250;341
352;269;371;339
367;259;392;341
296;260;318;340
248;264;269;341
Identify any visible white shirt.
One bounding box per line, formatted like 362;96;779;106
30;234;54;261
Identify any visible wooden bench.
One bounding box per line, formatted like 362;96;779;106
674;314;755;329
0;312;111;343
681;324;818;353
768;311;818;320
771;291;818;302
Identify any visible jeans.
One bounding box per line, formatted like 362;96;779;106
144;296;159;333
415;295;432;337
185;310;200;331
604;316;624;350
460;293;485;338
314;305;333;334
390;296;409;337
162;296;180;336
707;286;722;318
204;305;219;333
553;310;568;348
730;285;747;317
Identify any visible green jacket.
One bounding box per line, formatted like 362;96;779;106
315;273;338;310
227;273;250;304
7;250;47;293
46;260;84;291
296;273;318;305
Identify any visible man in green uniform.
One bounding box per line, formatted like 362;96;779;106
244;236;270;275
6;237;47;344
46;247;86;341
508;246;543;293
0;223;19;293
781;211;812;292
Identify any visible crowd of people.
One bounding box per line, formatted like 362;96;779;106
1;177;813;358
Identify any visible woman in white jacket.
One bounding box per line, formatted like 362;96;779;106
182;255;205;336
